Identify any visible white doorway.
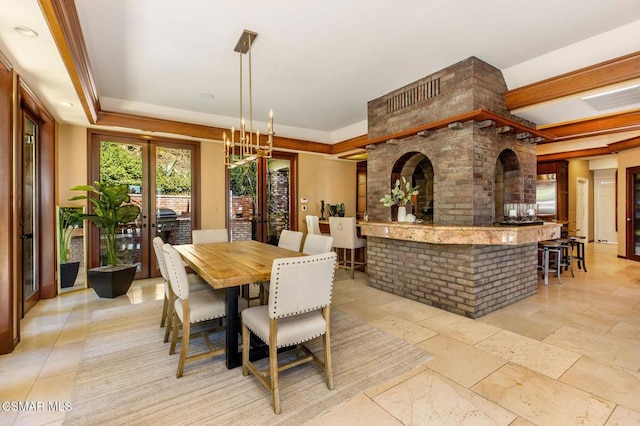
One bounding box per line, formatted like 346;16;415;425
576;177;589;241
594;169;617;244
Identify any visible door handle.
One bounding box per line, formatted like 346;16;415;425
627;218;632;222
20;233;33;239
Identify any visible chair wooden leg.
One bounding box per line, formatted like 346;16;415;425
269;345;280;414
242;322;250;377
160;294;168;328
164;296;175;343
323;308;334;390
349;248;355;279
177;319;190;378
169;312;179;354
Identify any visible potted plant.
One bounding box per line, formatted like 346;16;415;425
380;177;419;222
58;206;83;288
69;182;141;298
336;203;345;217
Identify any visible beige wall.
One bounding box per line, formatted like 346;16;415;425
199;140;227;229
55;125;357;234
56;124;88;205
297;153;357;232
616;147;640;257
568;160;594;241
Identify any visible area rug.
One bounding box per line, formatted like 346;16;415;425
66;300;432;425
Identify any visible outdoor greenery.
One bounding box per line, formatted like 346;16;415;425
99;142;191;195
230;161;257;197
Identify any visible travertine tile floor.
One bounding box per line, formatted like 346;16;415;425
1;243;639;425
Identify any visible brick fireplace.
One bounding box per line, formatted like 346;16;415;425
362;57;558;318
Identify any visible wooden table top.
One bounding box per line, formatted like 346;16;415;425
174;240;305;289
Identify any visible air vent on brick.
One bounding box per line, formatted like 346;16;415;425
386;78;441;114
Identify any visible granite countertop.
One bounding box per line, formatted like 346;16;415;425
359;221;561;245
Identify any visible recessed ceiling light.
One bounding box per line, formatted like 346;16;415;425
13;26;38;37
198;93;215;100
60;101;74;107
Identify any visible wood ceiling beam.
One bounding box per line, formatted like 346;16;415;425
505;51;640;110
39;0;100;124
539;109;640;141
96;110;332;154
537;135;640;162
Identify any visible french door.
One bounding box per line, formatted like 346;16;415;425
88;131;200;279
228;152;297;244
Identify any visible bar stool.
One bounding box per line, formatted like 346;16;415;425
569;236;587;272
538;240;562;285
554;238;574;277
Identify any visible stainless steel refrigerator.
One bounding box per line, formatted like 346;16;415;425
536;173;557;217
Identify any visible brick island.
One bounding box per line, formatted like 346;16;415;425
360;222;561;318
363;57;558;318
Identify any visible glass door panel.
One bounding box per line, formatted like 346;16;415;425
265;157;292;245
99;141;144;273
228;153;297;244
154;146;193;245
22;116;37;305
229;162;258;241
91;133;199;279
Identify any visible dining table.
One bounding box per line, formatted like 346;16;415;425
174;239;305;369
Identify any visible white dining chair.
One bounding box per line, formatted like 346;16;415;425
277;229;303;251
260;229;304;304
192;228;228;244
242;252;337;414
305;215;321;235
153;236;209;343
302;234;333;255
162;243;227;378
329;216;366;278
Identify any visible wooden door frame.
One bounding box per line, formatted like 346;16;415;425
19;82;56;312
87;130;201;278
626;166;640;261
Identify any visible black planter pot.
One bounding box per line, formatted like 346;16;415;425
88;265;137;298
60;261;80;288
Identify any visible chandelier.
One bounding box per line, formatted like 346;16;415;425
223;30;274;169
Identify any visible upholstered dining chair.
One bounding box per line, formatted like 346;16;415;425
305;215;321;235
329;216;366;278
153;236;208;343
162;243;227;378
260;229;304;304
242;252;338;414
277;229;303;251
192;228;228;244
302;234;334;255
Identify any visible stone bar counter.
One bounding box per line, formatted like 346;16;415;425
360;222;561;319
360;222;561;246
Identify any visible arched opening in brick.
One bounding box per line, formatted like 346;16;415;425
390;152;434;221
494;149;521;222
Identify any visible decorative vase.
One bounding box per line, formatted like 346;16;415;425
397;206;407;222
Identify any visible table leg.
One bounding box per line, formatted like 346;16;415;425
225;286;241;369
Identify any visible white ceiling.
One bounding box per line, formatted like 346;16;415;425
1;0;640;146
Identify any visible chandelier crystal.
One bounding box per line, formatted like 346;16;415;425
223;30;274;169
